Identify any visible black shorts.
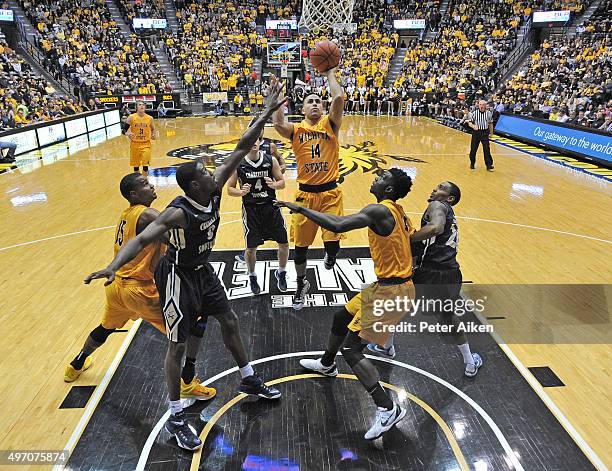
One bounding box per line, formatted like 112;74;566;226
242;204;288;248
155;257;231;343
413;266;463;316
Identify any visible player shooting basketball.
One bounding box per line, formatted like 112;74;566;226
272;41;344;311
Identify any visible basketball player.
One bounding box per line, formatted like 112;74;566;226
234;136;286;264
77;173;215;404
275;168;415;440
126;101;156;175
227;123;289;295
368;181;483;377
84;83;286;451
271;67;345;311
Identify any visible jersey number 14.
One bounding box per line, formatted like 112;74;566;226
311;144;321;160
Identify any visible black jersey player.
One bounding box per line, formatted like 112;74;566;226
84;82;287;451
227;126;288;295
368;181;483;377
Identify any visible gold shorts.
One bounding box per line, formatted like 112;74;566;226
290;187;345;247
130;144;152;167
102;278;165;333
345;280;415;346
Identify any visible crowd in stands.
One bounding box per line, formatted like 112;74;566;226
2;0;608;134
393;0;531;97
20;0;171;99
0;40;83;131
577;0;611;34
163;0;264;96
493;34;611;130
116;0;166;26
387;0;442;31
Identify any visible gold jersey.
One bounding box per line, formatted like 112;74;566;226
292;115;339;185
368;200;414;280
129;113;153;145
114;205;163;280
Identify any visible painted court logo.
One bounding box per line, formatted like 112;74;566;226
167;139;426;182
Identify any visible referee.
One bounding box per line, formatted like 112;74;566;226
466;100;494;171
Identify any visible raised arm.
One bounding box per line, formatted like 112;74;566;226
270;142;286;173
84;207;186;285
275;201;388;233
214;81;286;188
410;201;447;242
271;75;294;139
325;67;344;135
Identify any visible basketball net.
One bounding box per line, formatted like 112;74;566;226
299;0;355;33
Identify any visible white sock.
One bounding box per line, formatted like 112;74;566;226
458;343;474;364
249;272;256;277
169;400;183;416
239;364;254;378
277;267;286;273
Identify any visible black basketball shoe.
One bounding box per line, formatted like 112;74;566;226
239;372;281;399
165;411;202;451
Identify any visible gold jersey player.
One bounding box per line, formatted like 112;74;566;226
276;168;415;440
126;101;156;175
272;71;344;310
70;173;215;403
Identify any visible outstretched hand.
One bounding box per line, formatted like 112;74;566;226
273;200;301;213
264;76;288;116
84;268;116;286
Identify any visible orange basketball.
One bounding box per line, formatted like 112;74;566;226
309;40;341;73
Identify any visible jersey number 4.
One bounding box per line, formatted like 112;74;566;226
311;144;321;160
254;179;263;191
446;221;459;249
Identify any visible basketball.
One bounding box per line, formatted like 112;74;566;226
309;40;341;73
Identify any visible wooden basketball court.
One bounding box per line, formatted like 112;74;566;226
0;116;609;470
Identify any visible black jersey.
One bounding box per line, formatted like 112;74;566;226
418;201;459;269
165;192;221;270
236;151;276;206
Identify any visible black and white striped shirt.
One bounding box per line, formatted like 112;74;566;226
468;109;493;130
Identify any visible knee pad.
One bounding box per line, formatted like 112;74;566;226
331;308;352;337
90;325;115;344
323;241;340;258
293;246;308;266
341;332;366;368
190;317;208;338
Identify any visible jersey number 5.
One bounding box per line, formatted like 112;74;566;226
311;143;321;160
115;220;127;246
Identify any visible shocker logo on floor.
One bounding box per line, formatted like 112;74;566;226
167;139;427;182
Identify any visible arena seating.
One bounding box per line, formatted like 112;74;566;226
19;0;171;98
164;0;261;96
494;34;611;129
116;0;166;27
0;40;83;130
578;0;611;33
388;0;442;31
